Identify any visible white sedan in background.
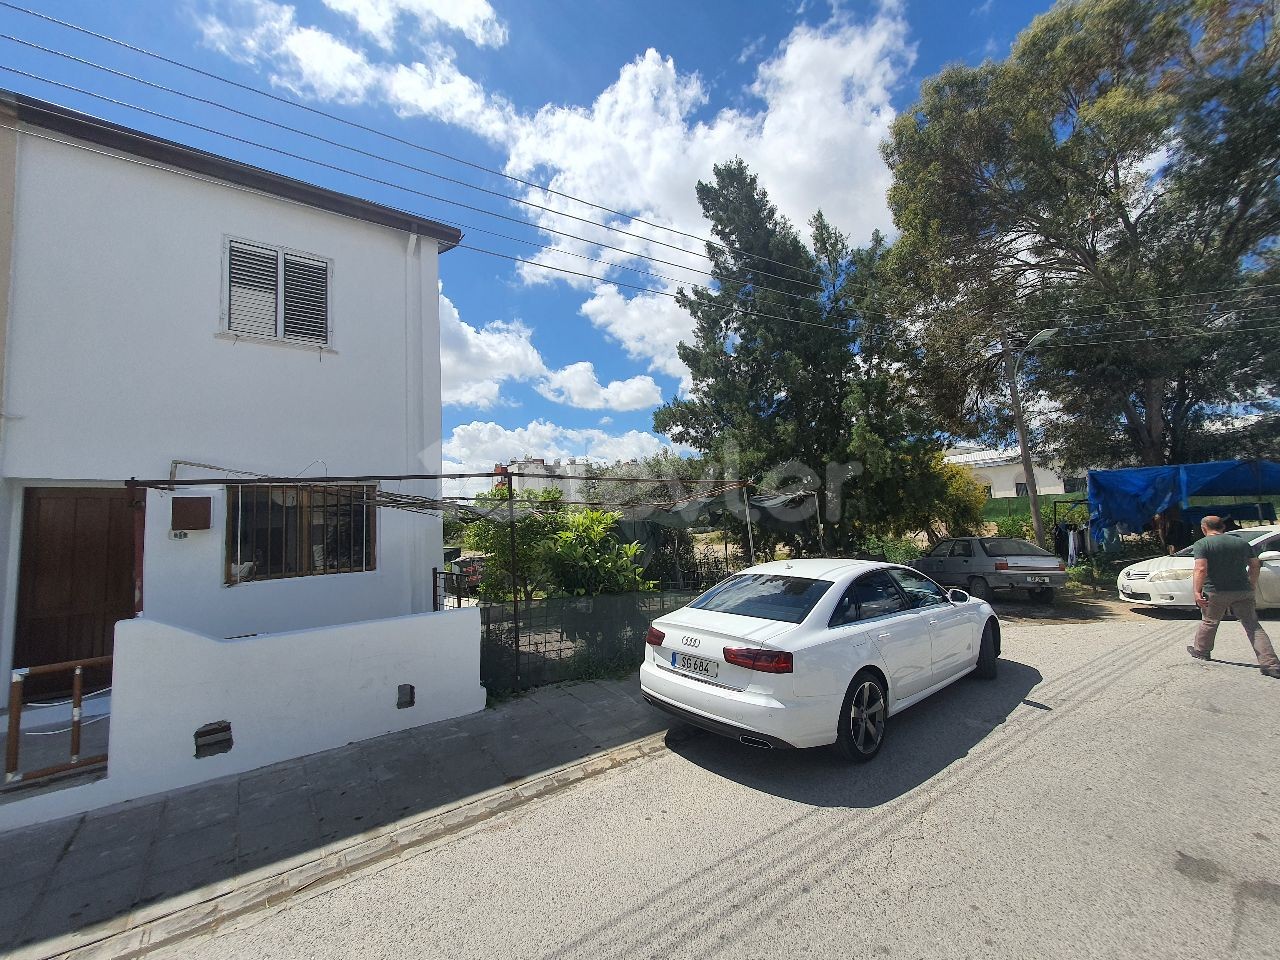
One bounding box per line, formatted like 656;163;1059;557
1117;525;1280;610
639;559;1000;762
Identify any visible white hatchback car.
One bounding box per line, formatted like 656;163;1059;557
639;559;1000;762
1117;524;1280;610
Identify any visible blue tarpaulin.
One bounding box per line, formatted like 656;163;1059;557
1088;459;1280;542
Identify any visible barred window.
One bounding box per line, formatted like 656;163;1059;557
226;485;375;584
226;239;329;345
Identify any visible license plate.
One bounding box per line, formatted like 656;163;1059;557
671;652;719;679
1025;576;1050;584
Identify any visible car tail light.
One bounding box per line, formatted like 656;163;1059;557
645;626;665;646
994;560;1009;571
1058;561;1065;571
723;647;793;673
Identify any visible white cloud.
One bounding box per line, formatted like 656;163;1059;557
738;34;768;65
441;288;670;412
199;1;515;137
442;419;680;476
439;289;544;408
275;25;381;101
201;0;911;247
384;54;516;143
579;285;694;389
322;0;507;49
535;362;662;411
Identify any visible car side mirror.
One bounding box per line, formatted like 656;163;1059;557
948;589;970;603
1260;551;1280;562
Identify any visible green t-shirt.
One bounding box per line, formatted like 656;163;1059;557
1193;534;1254;594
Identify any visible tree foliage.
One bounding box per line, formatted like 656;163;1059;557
544;510;655;596
462;487;566;602
654;159;987;551
883;0;1280;468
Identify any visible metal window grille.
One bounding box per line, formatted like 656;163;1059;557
226;484;375;584
227;240;329;345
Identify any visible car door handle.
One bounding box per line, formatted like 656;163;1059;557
929;620;938;625
877;632;891;640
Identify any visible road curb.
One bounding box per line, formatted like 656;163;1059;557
24;731;671;960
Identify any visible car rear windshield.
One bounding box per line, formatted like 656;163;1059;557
688;574;832;624
979;538;1054;558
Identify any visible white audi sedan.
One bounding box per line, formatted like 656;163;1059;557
639;559;1000;762
1117;524;1280;610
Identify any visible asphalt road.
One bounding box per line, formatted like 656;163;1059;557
165;609;1280;960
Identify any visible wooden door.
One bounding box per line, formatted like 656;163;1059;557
14;488;138;694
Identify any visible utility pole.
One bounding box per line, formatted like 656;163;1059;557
999;327;1058;549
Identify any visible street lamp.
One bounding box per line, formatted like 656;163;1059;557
1001;326;1059;548
1015;327;1059;380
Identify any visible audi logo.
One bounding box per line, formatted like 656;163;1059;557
681;636;700;648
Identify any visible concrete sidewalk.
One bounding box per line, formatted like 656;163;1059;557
0;676;668;959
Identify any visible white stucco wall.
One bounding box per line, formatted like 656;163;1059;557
0;608;484;831
0;127;446;667
969;462;1069;500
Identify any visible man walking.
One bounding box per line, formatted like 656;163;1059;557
1188;515;1280;678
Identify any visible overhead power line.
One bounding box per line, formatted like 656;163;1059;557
5;4;1277;333
3;90;1277;345
0;1;830;285
8;106;1275;347
8;75;1276;342
1043;320;1280;349
3;30;1276;335
456;244;852;332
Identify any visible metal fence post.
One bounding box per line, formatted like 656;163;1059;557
5;669;24;783
507;475;520;688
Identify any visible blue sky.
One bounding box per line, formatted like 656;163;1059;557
0;0;1054;479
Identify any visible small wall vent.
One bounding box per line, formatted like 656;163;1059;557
194;720;233;758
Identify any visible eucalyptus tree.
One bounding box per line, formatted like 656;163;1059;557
883;0;1280;471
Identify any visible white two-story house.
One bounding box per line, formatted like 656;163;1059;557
0;92;482;826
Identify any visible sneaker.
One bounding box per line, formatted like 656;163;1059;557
1262;667;1280;679
1187;645;1211;661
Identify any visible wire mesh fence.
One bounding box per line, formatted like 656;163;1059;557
478;587;705;694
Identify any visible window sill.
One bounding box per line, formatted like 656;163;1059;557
216;331;338;355
225;568;378;587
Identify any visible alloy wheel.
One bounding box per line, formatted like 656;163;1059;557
850;680;886;754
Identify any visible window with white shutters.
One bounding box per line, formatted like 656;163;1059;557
226;239;330;345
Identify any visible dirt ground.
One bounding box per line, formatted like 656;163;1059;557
993;584;1196;625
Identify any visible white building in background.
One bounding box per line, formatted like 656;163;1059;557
0;92;482;829
943;446;1087;500
497;457;591;503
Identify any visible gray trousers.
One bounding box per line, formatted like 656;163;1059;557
1192;590;1279;669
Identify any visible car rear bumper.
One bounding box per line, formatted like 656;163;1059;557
639;659;839;749
641;690;796;748
988;572;1068;591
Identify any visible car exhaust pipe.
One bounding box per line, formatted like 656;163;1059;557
740;735;772;749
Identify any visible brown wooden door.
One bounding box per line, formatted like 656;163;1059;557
14;488;138;694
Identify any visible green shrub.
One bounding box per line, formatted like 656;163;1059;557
992;514;1034;540
860;535;923;565
545;509;656;596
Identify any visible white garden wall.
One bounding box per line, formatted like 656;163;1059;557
0;608;484;831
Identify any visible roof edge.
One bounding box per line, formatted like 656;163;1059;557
3;90;463;252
